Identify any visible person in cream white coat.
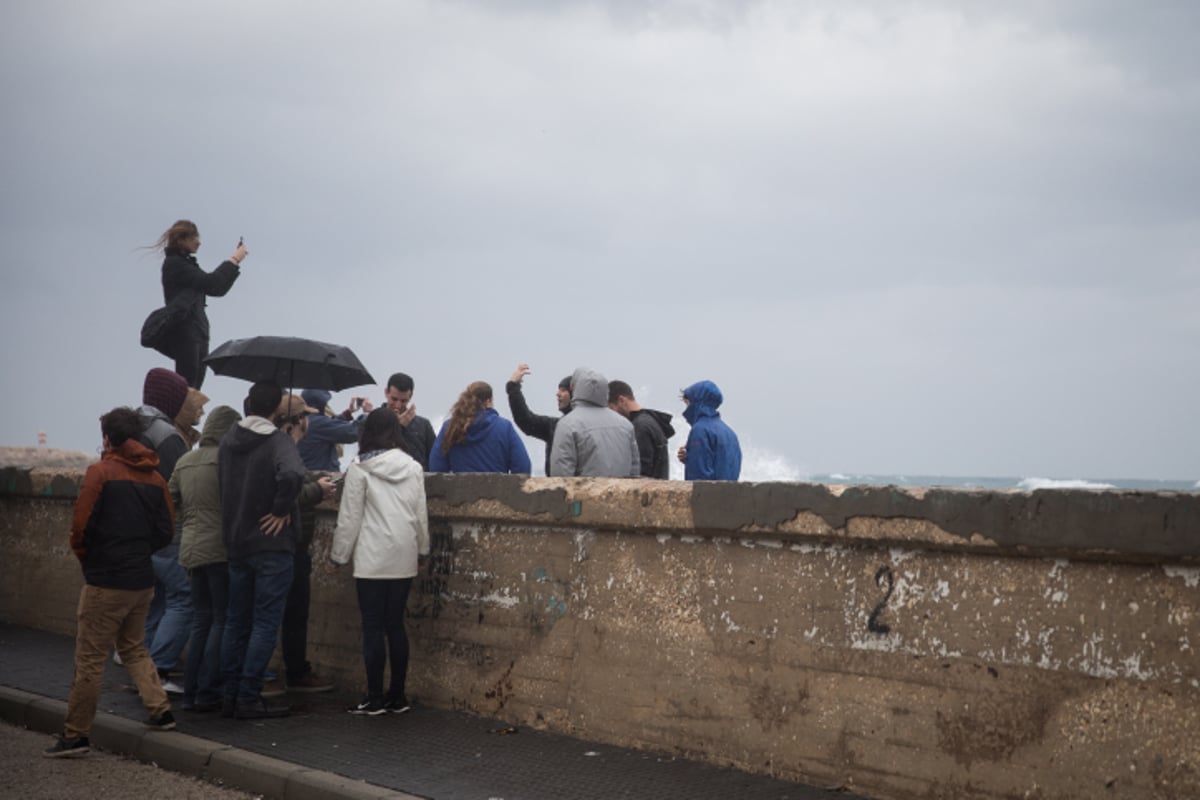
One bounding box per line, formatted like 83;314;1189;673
330;408;429;716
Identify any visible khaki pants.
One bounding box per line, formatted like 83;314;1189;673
64;585;170;739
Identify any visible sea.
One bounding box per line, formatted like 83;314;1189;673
723;446;1198;492
806;473;1197;492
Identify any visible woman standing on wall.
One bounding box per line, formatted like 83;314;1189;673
429;381;531;474
155;220;247;389
331;408;429;716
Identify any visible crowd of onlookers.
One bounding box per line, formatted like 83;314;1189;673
47;218;744;756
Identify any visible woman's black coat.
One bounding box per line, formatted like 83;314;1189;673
160;246;240;350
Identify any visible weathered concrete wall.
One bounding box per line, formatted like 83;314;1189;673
2;466;1198;800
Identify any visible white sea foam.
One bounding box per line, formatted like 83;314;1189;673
738;444;807;483
1017;477;1117;491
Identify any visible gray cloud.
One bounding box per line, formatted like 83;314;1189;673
2;0;1197;479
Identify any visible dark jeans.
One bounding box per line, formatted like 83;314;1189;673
221;551;293;705
173;333;209;390
145;543;192;673
355;578;413;701
184;563;229;706
281;546;312;682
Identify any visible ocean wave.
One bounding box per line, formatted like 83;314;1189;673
738;445;807;483
1017;477;1118;491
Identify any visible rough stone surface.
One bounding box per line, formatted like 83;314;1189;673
3;469;1198;800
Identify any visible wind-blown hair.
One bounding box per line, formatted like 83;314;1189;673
152;220;199;252
441;381;492;454
359;407;406;453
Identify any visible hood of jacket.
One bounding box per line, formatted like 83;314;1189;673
682;380;723;425
633;408;676;438
570;368;609;409
223;417;278;453
200;405;242;448
106;438;160;473
301;389;332;413
358;447;418;483
463;408;505;444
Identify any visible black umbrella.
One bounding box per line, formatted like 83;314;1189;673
204;336;375;391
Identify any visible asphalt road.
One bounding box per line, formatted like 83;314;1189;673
0;720;258;800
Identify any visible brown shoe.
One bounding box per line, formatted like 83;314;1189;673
288;671;335;693
260;679;286;699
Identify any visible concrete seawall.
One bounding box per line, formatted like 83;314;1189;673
2;467;1197;799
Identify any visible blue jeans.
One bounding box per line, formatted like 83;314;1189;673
183;563;229;706
356;578;413;701
145;543;192;673
221;551;293;705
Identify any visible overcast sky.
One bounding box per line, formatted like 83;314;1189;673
2;0;1197;481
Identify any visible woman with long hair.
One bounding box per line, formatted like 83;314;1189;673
154;220;247;389
330;408;429;715
429;381;531;474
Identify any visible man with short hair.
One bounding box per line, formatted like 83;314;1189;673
272;394;337;695
677;380;742;481
46;407;176;757
385;372;436;470
218;381;305;719
506;363;572;476
549;367;639;478
607;380;675;479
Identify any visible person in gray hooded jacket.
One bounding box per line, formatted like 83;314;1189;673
549;368;639;478
170;404;241;711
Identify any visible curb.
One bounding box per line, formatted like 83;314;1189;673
0;686;421;800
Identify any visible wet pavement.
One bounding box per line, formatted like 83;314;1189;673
0;623;866;800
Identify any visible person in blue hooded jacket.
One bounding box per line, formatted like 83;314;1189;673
677;381;742;481
296;389;373;472
430;381;531;474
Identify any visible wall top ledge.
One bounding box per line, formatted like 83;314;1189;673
4;467;1196;564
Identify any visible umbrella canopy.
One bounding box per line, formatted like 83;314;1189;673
205;336;375;391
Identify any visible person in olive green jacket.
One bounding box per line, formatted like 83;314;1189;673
169;405;241;711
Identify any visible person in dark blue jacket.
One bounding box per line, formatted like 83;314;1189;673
296;389;372;472
677;380;742;481
430;382;531;474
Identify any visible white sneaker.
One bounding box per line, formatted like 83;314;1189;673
112;649;123;665
161;679;185;695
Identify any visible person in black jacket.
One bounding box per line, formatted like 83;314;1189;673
384;372;437;469
607;380;676;479
46;407;176;758
506;363;572;476
217;381;305;720
154;220;247;389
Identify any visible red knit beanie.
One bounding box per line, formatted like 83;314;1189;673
143;368;190;419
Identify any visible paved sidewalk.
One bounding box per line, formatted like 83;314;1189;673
0;624;867;800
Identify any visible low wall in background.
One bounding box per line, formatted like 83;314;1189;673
2;467;1197;800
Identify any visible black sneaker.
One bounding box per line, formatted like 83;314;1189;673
44;735;90;758
384;696;412;714
234;698;290;720
146;710;176;730
348;697;387;716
